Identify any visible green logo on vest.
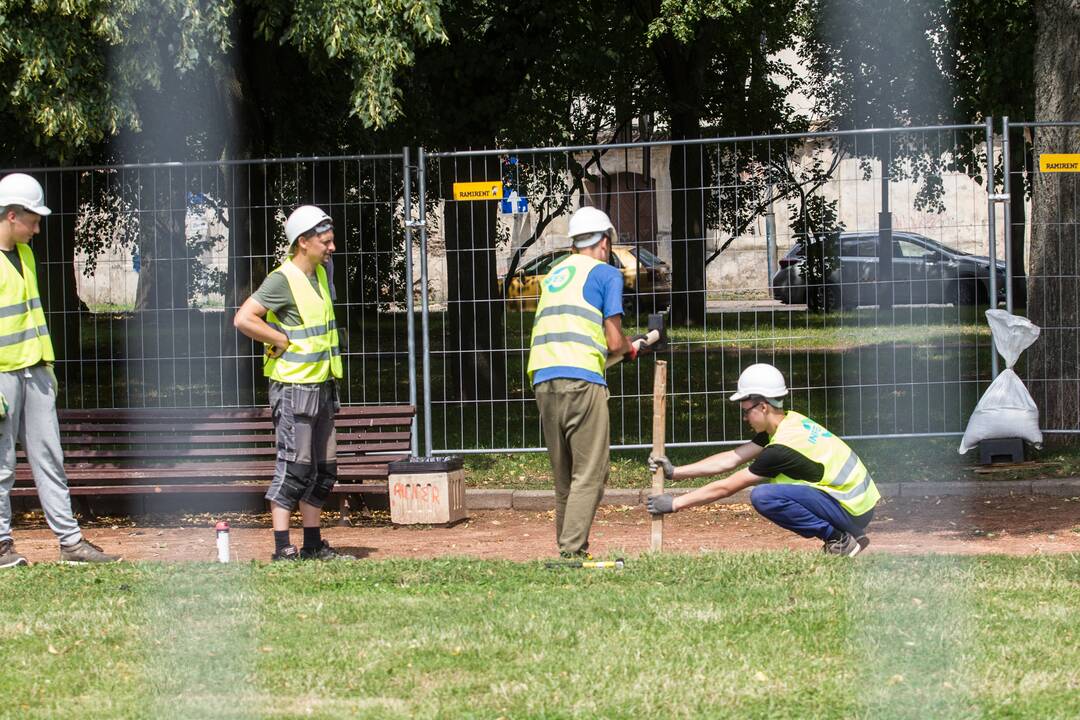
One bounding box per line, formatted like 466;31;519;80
543;265;576;293
802;418;833;444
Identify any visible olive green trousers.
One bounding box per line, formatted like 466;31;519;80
534;379;610;555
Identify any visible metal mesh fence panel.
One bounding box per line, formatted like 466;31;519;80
1010;120;1080;434
422;125;1003;453
22;154;414;410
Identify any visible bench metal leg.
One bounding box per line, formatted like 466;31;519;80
337;494;353;527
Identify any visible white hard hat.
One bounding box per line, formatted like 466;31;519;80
284;205;332;244
730;363;788;401
567;206;614;248
0;173;51;216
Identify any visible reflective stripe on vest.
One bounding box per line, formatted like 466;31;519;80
0;244;55;372
263;261;342;383
527;254;608;383
767;411;880;516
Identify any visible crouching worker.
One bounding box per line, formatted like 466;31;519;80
646;363;879;556
235;205;353;561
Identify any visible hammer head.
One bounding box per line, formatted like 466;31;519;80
647;313;668;352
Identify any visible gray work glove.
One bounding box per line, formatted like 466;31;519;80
0;390;8;421
647;494;676;515
647;454;674;480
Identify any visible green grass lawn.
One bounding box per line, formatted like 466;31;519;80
1;555;1077;719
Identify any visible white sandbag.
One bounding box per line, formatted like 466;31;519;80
959;310;1043;454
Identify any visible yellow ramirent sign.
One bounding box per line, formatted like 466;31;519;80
1039;154;1080;172
453;181;503;200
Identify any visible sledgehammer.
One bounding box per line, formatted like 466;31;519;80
605;313;667;368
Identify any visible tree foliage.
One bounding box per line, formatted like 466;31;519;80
0;0;446;162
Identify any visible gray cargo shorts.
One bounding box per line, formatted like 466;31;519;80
265;380;339;510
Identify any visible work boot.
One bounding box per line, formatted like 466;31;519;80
823;532;864;557
271;544;300;561
0;539;29;568
59;538;121;564
300;540;355;561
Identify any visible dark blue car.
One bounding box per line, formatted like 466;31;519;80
771;231;1017;311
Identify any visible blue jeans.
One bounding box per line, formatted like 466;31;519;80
750;483;873;541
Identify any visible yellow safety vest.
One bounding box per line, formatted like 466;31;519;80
0;244;54;372
527;254;608;383
766;411;879;516
263;261;342;384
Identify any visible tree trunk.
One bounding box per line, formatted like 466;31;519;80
217;9;273;406
40;170;86;404
439;155;507;401
1008;140;1030;308
1028;0;1080;436
668;110;707;326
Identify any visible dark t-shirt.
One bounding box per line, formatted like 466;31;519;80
747;431;825;482
2;247;23;275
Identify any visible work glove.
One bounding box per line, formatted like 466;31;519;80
0;390;8;421
631;333;652;356
45;364;58;394
647;493;676;515
647;454;675;480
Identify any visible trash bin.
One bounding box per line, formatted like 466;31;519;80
387;456;467;525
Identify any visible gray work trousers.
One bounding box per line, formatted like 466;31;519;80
534;378;610;555
0;365;82;545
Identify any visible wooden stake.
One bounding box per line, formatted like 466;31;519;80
650;360;668;552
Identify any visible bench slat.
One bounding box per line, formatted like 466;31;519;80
13;405;415;499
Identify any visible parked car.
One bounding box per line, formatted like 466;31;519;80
500;244;672;313
771;232;1018;311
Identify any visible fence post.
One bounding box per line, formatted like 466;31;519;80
402;147;419;456
1001;116;1014;314
985;116;999;377
417;147;434;457
877;145;894;311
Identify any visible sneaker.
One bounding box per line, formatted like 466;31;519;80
0;539;29;568
59;538;121;564
823;532;865;557
559;550;593;560
300;540;355;561
271;544;300;561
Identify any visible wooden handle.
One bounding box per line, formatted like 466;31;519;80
650;360;667;552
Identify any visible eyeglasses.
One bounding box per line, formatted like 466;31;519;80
741;402;764;419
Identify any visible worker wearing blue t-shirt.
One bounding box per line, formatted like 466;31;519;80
527;207;648;557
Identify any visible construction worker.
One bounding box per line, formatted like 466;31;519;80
647;363;879;556
0;173;120;566
234;205;353;561
528;206;650;558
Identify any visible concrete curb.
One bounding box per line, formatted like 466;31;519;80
465;479;1080;512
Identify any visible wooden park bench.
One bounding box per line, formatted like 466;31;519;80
11;405;416;518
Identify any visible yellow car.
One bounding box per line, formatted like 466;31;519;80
500;244;672;313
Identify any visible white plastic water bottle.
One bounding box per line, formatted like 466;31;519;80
215;521;230;563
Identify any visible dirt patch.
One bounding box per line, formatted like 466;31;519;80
9;495;1080;563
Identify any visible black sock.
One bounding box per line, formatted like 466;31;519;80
302;526;322;551
274;530;291;553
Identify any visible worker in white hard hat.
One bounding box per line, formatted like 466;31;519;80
646;363;880;556
234;205;353;561
527;205;651;558
0;173;119;566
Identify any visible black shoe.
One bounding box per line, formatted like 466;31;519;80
823;532;865;557
300;540;355;561
271;544;300;561
558;550;593;560
0;539;28;568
